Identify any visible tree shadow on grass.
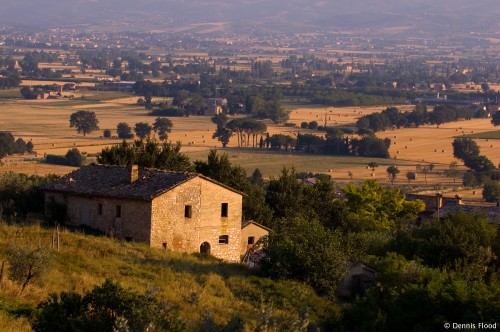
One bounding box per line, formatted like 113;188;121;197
128;252;255;280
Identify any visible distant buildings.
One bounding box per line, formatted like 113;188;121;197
406;193;500;225
205;97;227;116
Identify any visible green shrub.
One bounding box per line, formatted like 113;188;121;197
65;148;85;167
149;108;185;117
45;155;68;166
45;148;85;167
31;279;186;332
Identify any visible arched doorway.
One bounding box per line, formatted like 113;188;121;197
200;242;211;254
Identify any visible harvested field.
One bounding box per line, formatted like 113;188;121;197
376;119;500;168
21;79;97;87
0;95;496;195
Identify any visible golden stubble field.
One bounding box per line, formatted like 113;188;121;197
1;93;499;198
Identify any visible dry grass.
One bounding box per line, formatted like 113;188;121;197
376;119;500;168
0;94;497;195
0;223;337;330
0;313;31;332
21;79;96;87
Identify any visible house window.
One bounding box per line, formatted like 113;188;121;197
116;205;121;218
221;203;228;217
184;205;192;218
97;203;103;215
219;235;229;244
248;236;255;245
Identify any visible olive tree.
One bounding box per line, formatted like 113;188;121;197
7;245;52;294
69;111;99;136
116;122;134;139
152;117;173;141
386;165;400;185
134;122;152;140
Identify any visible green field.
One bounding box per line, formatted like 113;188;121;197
0;89;21;99
80;91;133;101
461;130;500;139
185;148;419;179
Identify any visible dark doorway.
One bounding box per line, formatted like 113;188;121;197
200;242;211;254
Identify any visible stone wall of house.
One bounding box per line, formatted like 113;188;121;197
45;192;152;243
150;177;242;262
240;223;269;254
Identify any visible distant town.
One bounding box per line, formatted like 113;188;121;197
0;11;500;332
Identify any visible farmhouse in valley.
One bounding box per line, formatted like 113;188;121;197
44;164;243;262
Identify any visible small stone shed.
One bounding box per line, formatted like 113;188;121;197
240;220;271;254
44;164;243;262
336;261;377;298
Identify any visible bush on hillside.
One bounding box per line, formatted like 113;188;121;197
31;279;186;332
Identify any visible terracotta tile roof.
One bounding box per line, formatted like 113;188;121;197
432;204;500;224
44;164;199;201
406;193;460;212
242;220;272;232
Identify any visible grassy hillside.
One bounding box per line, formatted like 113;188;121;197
0;223;338;331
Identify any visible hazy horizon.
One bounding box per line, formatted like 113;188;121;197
0;0;499;34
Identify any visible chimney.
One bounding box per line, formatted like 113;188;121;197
128;165;139;183
436;193;443;209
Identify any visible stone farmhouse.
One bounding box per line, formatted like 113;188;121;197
44;164;243;262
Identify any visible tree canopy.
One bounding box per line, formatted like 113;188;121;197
491;111;500;126
0;172;55;221
98;139;192;172
69;111;99;136
263;217;349;298
452;137;480;161
0;132;32;159
211;114;232;148
386;165;400;184
452;137;495;174
0;132;16;159
342;180;424;231
482;181;500;202
7;244;53;294
134;122;152;140
116;122;134;139
152;117;173;141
